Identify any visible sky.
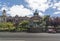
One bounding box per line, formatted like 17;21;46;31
0;0;60;17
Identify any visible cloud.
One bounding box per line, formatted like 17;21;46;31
1;7;8;11
1;0;48;17
25;0;50;12
7;5;33;17
0;4;9;11
1;4;44;17
25;0;60;15
39;12;44;16
54;11;60;14
52;1;60;15
53;1;60;10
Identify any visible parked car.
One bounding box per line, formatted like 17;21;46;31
48;29;56;33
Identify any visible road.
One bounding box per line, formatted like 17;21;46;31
0;32;60;41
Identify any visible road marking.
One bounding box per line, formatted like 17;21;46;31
0;40;25;41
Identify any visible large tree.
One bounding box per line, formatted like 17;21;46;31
0;22;15;31
17;20;29;31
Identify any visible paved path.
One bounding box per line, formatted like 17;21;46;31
0;32;60;41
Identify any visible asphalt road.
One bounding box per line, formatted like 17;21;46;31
0;32;60;41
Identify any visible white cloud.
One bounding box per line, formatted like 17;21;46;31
7;5;33;17
53;1;60;10
0;5;9;11
0;2;10;11
52;1;60;15
39;12;44;16
1;7;8;11
1;4;44;17
25;0;50;12
54;11;60;14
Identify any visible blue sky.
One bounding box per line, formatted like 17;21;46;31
0;0;60;17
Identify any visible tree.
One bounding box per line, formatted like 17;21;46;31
41;15;50;32
6;22;15;31
18;20;29;31
0;22;15;31
19;20;29;28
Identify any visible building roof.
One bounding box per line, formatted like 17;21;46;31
30;15;42;20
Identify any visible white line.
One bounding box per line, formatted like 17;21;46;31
0;40;25;41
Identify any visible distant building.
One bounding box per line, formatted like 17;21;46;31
0;10;42;25
29;10;42;28
1;9;60;32
28;10;42;32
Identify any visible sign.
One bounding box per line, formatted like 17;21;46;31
33;20;39;22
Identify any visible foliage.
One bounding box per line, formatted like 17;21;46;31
43;15;50;21
0;22;15;31
19;20;29;28
20;20;29;26
16;20;29;31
